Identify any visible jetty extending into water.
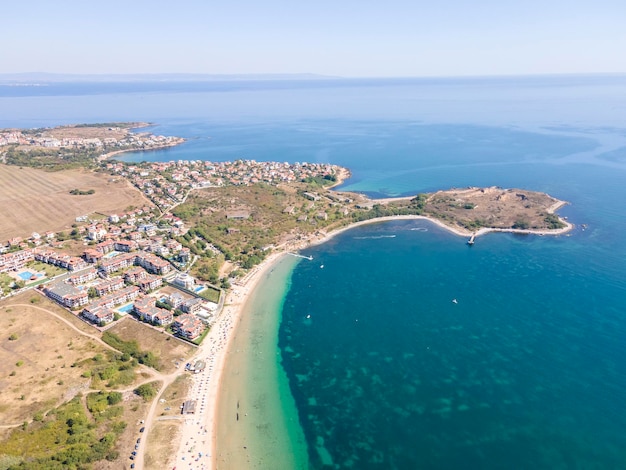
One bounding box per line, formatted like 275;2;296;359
287;252;313;260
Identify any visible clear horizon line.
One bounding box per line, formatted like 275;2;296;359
1;71;626;82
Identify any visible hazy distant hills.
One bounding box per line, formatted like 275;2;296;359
0;73;338;83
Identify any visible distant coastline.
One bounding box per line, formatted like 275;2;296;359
0;122;186;170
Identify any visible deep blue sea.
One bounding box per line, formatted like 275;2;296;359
2;75;626;468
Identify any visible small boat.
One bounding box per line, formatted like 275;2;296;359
306;314;311;319
320;264;324;269
452;299;458;304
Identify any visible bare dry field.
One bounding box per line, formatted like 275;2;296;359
0;292;162;468
0;292;107;425
0;165;151;241
34;123;147;141
107;317;196;374
144;422;183;470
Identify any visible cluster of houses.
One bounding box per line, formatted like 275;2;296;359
105;159;344;212
0;248;35;273
0;205;188;275
2;153;346;338
38;253;209;339
1;202;212;340
0;126;183;153
35;237;211;339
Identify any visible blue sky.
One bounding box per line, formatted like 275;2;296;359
2;0;625;77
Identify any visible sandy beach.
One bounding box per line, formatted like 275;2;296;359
166;207;574;470
167;248;289;470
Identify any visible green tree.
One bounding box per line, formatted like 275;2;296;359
134;383;157;400
512;218;530;229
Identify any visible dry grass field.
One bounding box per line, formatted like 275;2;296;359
423;187;566;231
0;164;151;241
107;317;196;374
144;422;183;470
0;292;161;468
35;123;146;141
0;292;107;426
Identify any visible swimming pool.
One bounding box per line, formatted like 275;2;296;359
117;303;134;313
194;286;205;293
18;271;42;281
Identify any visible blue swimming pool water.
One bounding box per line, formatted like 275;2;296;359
18;271;41;280
194;286;205;293
117;303;134;313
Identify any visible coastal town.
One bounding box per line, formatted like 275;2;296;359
105;158;346;213
0;125;180;152
0;203;214;342
0;124;573;470
0;152;346;347
0;123;185;168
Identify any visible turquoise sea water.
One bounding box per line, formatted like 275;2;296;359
2;75;626;468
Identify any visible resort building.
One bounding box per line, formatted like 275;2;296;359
99;252;136;274
0;249;34;273
87;225;107;241
166;293;185;309
82;306;115;325
124;266;148;283
173;314;205;340
181;400;196;414
152;309;173;326
137;274;162;293
83;249;104;264
66;257;88;271
173;273;195;290
135;252;171;275
67;268;98;285
34;249;87;271
96;240;115;254
128;231;143;241
43;281;89;309
85;285;140;311
181;297;204;315
93;277;125;296
133;297;173;325
114;240;137;252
